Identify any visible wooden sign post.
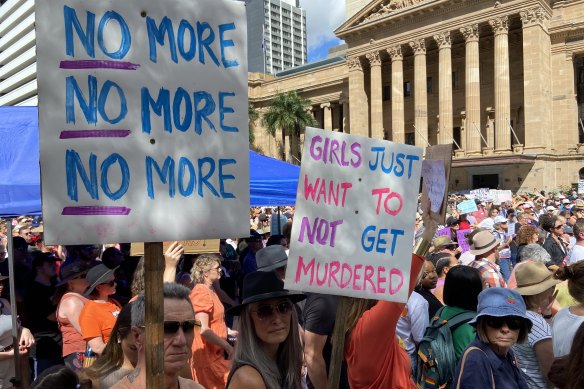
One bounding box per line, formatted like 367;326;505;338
144;242;164;389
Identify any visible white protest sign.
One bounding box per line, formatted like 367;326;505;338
284;127;423;303
579;180;584;195
36;0;249;244
422;160;446;214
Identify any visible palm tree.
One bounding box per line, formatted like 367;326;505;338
248;103;259;147
262;91;316;164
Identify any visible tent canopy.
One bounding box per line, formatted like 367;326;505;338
0;107;299;217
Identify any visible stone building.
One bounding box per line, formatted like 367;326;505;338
249;0;584;192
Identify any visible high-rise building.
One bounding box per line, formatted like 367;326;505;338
245;0;307;74
0;0;37;106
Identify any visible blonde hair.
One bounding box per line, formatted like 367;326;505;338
191;254;221;284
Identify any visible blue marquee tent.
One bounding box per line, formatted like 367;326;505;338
0;106;299;217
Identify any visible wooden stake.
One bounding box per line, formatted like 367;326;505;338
144;242;164;389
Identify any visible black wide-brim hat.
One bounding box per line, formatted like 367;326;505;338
227;271;306;316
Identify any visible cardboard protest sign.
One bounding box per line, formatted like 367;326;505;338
284;127;423;303
421;144;452;223
421;160;446;214
130;240;220;257
457;229;472;253
36;0;249;244
457;199;478;214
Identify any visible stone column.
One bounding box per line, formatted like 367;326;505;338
388;45;404;144
460;24;482;155
340;94;350;133
321;102;333;131
367;51;384;139
348;56;368;136
409;38;428;147
521;7;551;152
489;16;511;153
433;31;453;145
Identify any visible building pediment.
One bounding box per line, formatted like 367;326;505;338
335;0;428;36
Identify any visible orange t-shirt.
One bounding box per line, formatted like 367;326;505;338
189;284;230;388
345;254;424;389
58;292;88;356
79;299;121;344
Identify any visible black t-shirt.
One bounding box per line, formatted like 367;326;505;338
302;293;349;389
24;281;58;334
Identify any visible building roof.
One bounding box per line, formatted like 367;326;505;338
275;56;346;77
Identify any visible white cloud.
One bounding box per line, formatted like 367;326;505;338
299;0;346;50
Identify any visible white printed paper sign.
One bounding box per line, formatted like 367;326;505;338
36;0;249;244
284;128;423;303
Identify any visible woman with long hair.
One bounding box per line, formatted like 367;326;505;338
79;264;121;356
189;254;233;388
81;303;137;388
552;261;584;357
226;271;305;388
55;262;90;373
548;322;584;389
328;206;438;388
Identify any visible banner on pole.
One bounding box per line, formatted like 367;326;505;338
36;0;249;244
284;127;423;303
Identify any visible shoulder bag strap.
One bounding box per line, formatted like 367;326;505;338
455;346;495;389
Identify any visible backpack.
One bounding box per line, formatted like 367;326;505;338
414;307;476;389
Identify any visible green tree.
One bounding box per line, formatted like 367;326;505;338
262;91;316;164
248;103;259;146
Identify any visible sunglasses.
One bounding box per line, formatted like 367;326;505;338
554;224;564;229
485;316;522;331
163;320;196;335
252;301;293;320
100;279;116;286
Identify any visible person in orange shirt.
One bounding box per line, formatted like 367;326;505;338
328;207;438;389
55;262;90;373
189;254;235;388
79;264;121;356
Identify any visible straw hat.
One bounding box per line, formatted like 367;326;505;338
514;262;561;296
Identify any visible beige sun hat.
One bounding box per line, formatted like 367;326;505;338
514;262;561;296
469;230;499;256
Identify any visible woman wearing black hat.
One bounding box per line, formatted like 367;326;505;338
78;264;121;356
226;271;306;389
55;262;90;373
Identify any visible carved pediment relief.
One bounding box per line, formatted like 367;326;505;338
363;0;425;23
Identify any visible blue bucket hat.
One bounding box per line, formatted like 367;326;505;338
469;288;532;330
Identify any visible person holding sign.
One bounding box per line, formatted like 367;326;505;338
328;203;438;389
226;271;306;389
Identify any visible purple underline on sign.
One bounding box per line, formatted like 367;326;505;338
62;206;132;216
59;130;131;139
59;60;140;70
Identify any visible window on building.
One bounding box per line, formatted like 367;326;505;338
452;71;458;89
453;127;461;149
405;132;415;145
427;76;433;93
404;81;411;97
383;85;391;101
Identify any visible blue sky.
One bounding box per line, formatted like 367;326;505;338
299;0;346;62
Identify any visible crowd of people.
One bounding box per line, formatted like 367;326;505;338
1;190;584;388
